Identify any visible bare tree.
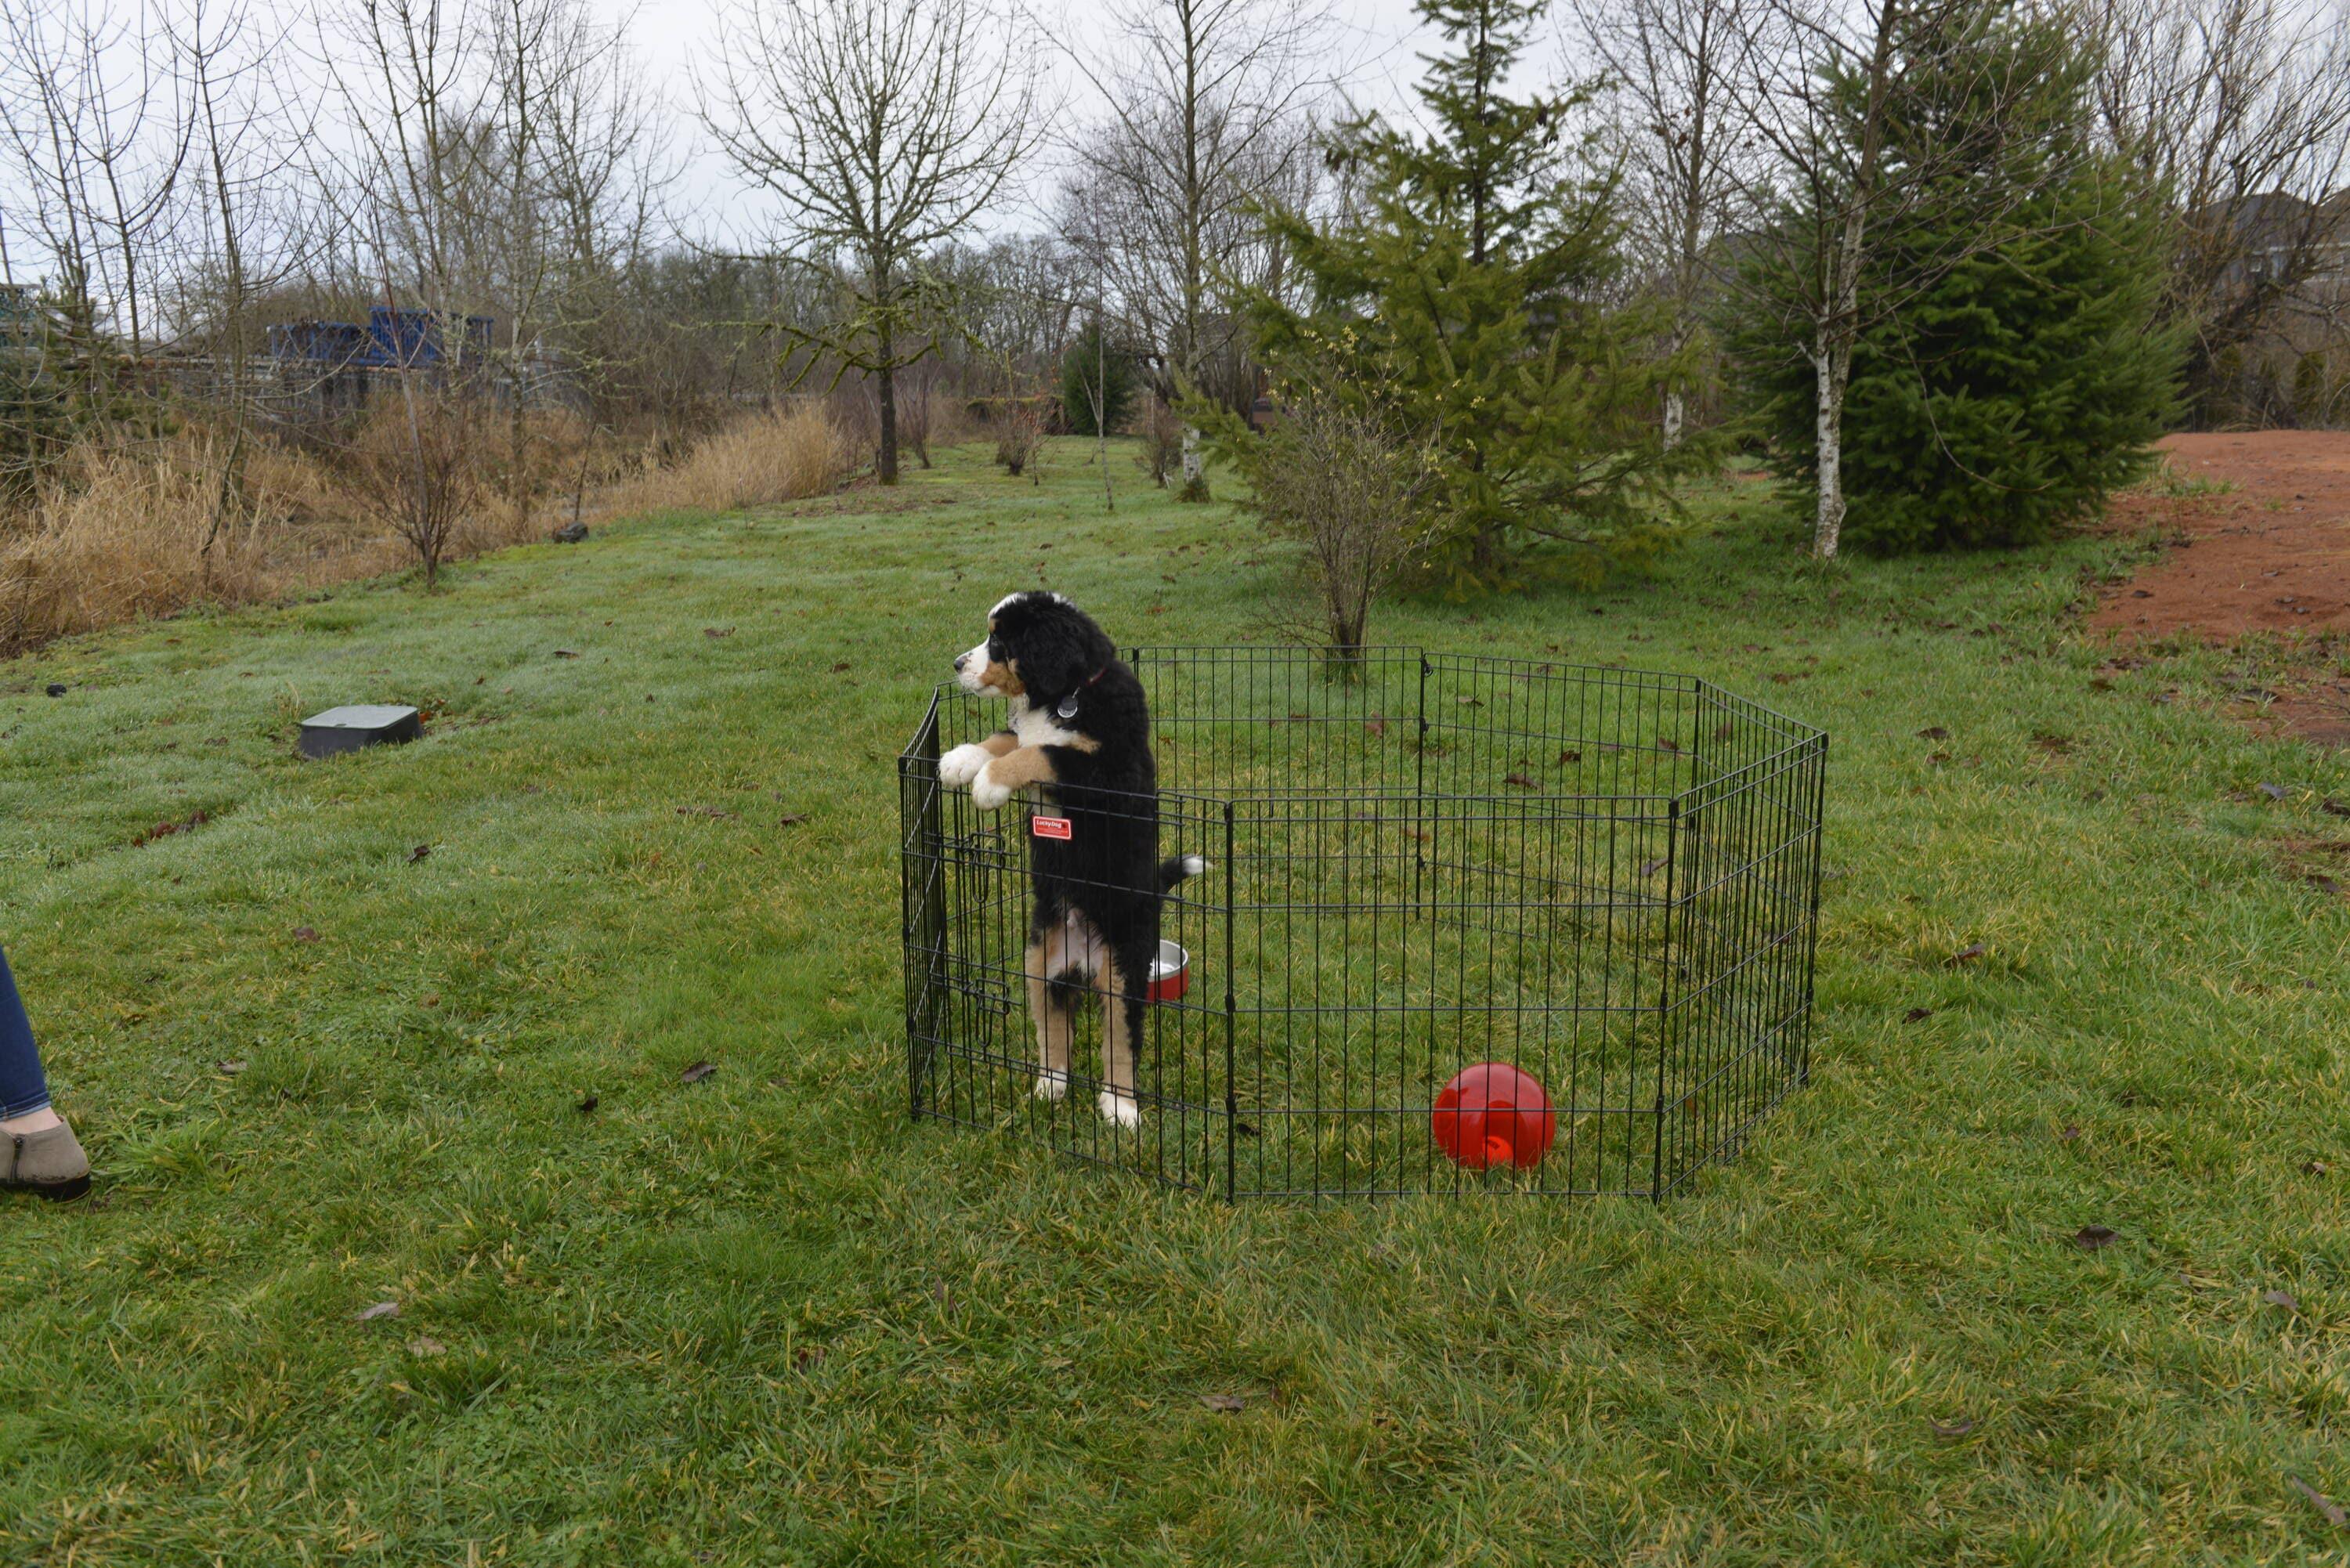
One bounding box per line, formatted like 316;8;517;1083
1577;0;1758;448
170;0;316;576
700;0;1039;484
2088;0;2350;408
0;0;194;396
1058;0;1334;494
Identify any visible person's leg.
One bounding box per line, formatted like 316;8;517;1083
0;941;59;1133
0;940;83;1198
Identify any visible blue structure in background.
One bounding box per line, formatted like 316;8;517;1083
268;306;494;368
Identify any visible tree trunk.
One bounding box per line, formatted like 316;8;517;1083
877;363;900;485
1180;423;1202;490
1663;390;1684;451
510;359;530;538
1812;344;1848;559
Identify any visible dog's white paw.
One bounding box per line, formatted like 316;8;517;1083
970;764;1014;811
1097;1089;1140;1129
1032;1068;1068;1102
938;742;990;789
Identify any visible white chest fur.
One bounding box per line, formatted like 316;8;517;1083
1012;703;1090;752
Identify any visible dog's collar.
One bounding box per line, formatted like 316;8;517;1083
1054;667;1108;721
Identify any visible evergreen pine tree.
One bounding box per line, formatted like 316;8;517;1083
1061;318;1138;438
1729;0;2181;552
1222;0;1697;591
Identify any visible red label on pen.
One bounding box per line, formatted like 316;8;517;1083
1031;815;1072;840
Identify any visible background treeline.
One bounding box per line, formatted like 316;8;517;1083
3;0;2349;650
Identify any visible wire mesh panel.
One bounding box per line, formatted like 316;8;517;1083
900;649;1828;1199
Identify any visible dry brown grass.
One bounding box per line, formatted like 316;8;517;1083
597;403;848;518
0;432;399;653
0;400;847;657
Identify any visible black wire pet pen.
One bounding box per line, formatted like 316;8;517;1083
900;649;1828;1199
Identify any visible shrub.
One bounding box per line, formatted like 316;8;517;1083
1136;399;1181;488
349;395;481;587
1227;392;1435;659
992;401;1043;479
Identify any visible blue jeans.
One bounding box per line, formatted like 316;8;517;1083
0;943;52;1120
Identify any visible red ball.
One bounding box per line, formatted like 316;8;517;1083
1431;1062;1556;1170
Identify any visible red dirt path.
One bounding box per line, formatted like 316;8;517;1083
2094;432;2350;745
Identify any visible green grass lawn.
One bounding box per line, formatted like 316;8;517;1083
2;438;2345;1563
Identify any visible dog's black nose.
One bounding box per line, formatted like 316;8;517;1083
953;652;970;673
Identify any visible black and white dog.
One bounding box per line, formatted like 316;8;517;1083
940;592;1200;1126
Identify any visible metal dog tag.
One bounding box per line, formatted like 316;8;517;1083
1055;692;1080;720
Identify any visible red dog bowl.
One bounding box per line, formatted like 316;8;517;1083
1148;940;1190;1003
1431;1062;1556;1170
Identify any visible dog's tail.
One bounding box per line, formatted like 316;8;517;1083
1159;854;1209;892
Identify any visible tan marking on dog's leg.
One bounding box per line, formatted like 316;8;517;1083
969;745;1059;811
1094;949;1140;1129
978;731;1019;758
1025;940;1070;1100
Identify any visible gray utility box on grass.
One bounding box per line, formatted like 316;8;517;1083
298;705;421;760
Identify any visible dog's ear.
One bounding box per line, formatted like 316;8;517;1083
1018;603;1115;699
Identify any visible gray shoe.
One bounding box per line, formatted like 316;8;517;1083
4;1119;91;1201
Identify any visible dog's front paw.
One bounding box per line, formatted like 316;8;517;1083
1032;1069;1068;1103
938;742;991;789
1097;1089;1140;1129
970;763;1015;811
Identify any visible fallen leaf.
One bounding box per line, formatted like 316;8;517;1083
407;1335;446;1357
45;683;67;697
2088;677;2113;692
1198;1393;1246;1414
776;813;809;827
2288;1475;2348;1529
1640;856;1668;876
1456;695;1482;707
2058;1124;2082;1141
1947;943;1987;965
1504;771;1537;790
1928;752;1953;766
677;805;737;820
421;992;440;1008
794;1346;825;1370
216;1059;247;1075
293;926;320;943
2264;1289;2302;1313
1927;1416;1976;1440
553;649;580;659
1365;718;1387;736
1904;1007;1933;1024
1657;737;1680;753
2323;799;2350;817
2258;782;2290;801
576;1093;598;1114
703;627;733;638
681;1061;718;1084
355;1301;400;1322
407;844;431;864
1918;725;1950;740
1556;749;1581;766
831;661;851;673
2303;1159;2332;1176
2071;1224;2118;1252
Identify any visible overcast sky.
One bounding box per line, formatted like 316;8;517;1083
591;0;1525;244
